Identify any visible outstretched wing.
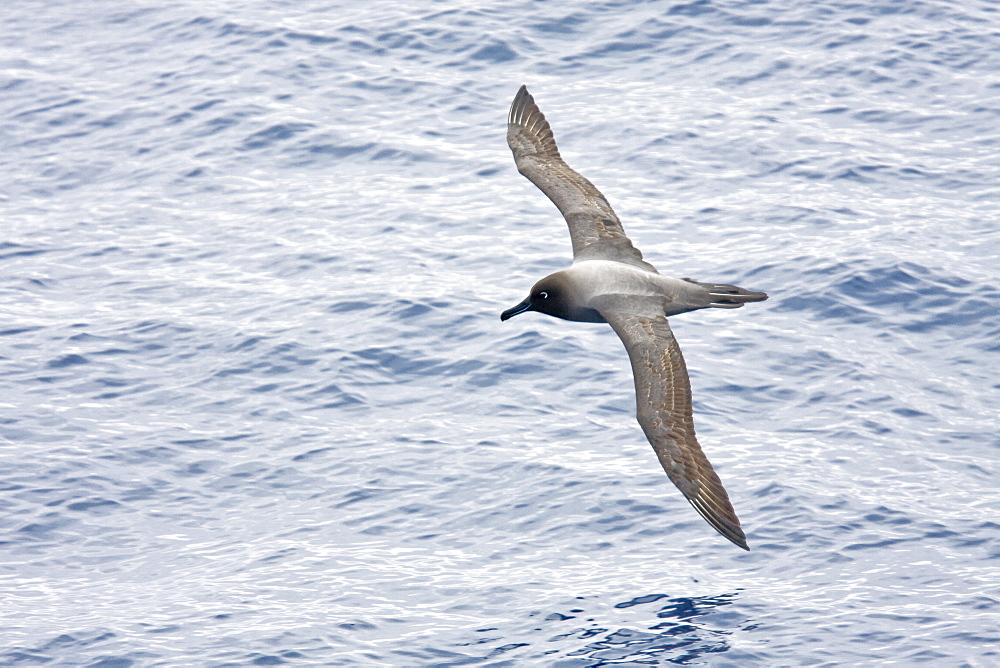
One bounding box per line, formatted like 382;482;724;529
507;85;657;273
601;308;749;550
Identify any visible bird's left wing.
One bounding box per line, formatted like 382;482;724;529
600;307;749;550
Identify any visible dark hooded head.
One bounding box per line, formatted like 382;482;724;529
500;273;605;323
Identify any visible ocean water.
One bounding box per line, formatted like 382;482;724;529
2;0;999;665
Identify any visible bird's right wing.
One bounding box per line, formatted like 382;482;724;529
600;308;749;550
507;85;657;273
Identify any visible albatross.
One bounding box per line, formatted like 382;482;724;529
500;85;767;550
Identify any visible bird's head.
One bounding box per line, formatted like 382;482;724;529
501;273;602;323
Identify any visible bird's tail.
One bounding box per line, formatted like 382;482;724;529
684;279;768;309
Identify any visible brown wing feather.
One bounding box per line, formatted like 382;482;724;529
507;85;657;272
602;310;749;550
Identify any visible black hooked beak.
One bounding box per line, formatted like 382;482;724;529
500;296;532;322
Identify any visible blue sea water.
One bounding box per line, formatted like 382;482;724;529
2;0;999;665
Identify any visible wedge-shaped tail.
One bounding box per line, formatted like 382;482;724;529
684;279;768;309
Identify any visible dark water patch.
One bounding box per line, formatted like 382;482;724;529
170;438;216;450
469;41;518;63
47;354;89;368
354;347;439;377
668;1;715;17
66;498;120;513
3;630;121;666
305;380;365;408
291;446;335;462
760;158;813;175
119;485;159;502
12;97;85;120
577;36;657;61
395;302;432;319
194;116;239;137
0;326;44;337
902;294;997;335
87;657;135;668
239;123;314;151
375;30;431;51
307;142;373;158
615;593;670;609
231;336;265;352
175;461;215;477
0;247;49;261
843;537;913;551
86;110;142;130
205;365;252;380
81;245;124;258
720;60;795;87
217;20;278;41
778;293;879;324
329;301;374;315
826;34;868;49
18;516;77;536
727;15;772;28
531;13;588;35
889;406;929;418
862;507;911;525
837;266;920;304
447;592;745;666
767;258;1000;340
250;383;280;393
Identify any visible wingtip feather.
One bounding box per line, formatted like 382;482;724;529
509;85;532;125
689;495;749;550
507;86;560;159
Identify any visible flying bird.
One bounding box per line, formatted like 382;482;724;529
500;85;767;550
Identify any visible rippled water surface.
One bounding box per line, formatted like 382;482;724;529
2;0;999;665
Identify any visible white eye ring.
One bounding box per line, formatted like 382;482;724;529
539;291;548;299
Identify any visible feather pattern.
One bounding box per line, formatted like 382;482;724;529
601;310;749;550
507;85;657;272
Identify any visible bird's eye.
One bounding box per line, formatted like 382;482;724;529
539;291;549;299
